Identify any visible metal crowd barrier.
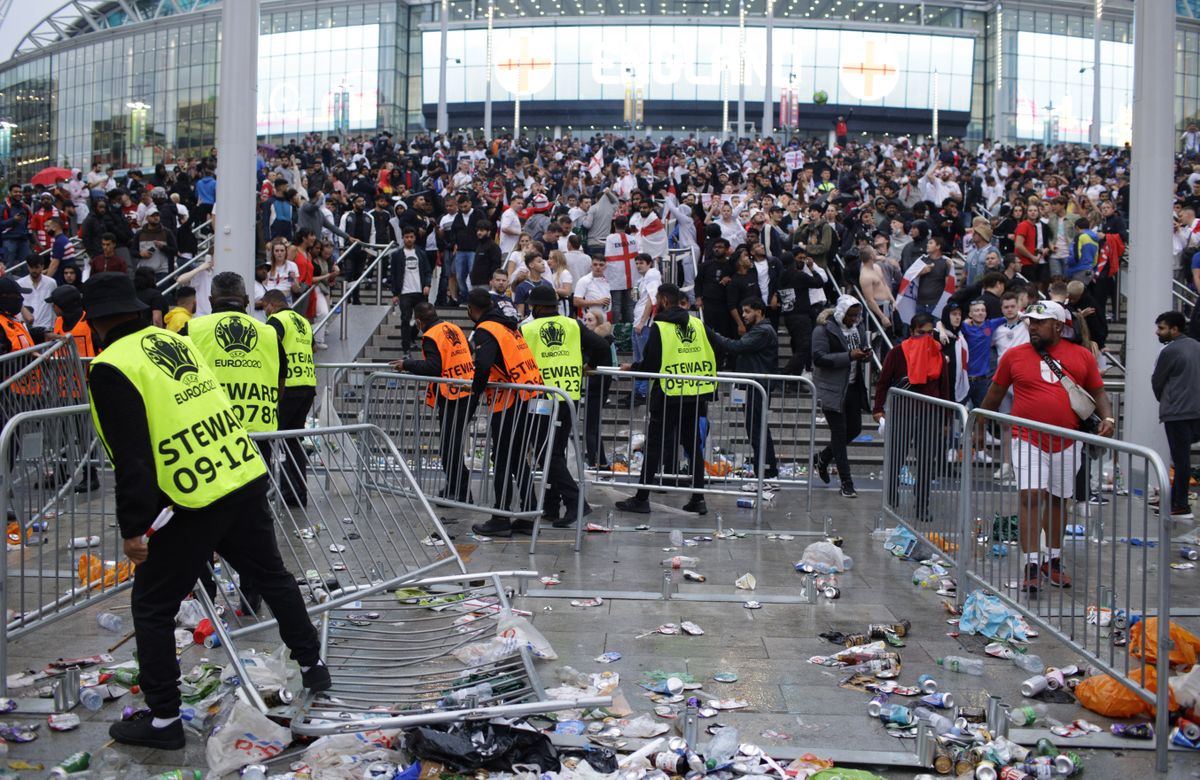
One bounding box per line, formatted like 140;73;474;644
360;372;588;552
0;404;120;696
881;389;970;568
0;338;88;420
589;366;770;523
963;407;1172;771
199;423;608;733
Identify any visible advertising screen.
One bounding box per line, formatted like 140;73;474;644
422;24;974;112
258;24;380;134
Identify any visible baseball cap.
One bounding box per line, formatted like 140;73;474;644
1021;300;1068;323
50;284;82;311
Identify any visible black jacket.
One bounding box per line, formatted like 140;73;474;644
451;208;483;253
470;239;503;287
470;307;522;397
390;246;433;296
708;319;778;375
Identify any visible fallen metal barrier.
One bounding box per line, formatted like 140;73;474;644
589;367;769;523
0;404;121;695
360;372;588;552
881;388;970;569
962;409;1172;772
201;423;608;732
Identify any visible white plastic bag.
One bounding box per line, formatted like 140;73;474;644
174;599;207;629
302;729;404;779
498;615;558;660
219;644;291;688
204;699;291;777
798;541;847;573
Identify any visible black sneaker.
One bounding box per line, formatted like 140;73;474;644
813;455;830;485
839;482;857;499
302;661;332;693
511;519;535;535
540;507;560;522
682;496;708;515
615;498;651;514
109;710;185;750
471;517;513;537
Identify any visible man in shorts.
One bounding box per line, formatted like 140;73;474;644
979;300;1114;596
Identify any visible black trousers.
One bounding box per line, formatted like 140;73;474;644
396;292;424;350
437;396;472;501
529;402;580;517
819;382;865;486
134;487;320;717
783;312;814;374
277;388;315;505
744;387;778;477
1166;418;1200;511
584;375;609;467
342;244;366;304
636;397;705;500
489;401;533;514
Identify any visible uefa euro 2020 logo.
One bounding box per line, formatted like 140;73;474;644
142;332;200;383
540;319;566;348
214;315;259;355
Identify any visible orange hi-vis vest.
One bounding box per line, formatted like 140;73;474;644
0;316;37;394
54;314;97;358
475;320;543;411
423;320;475;407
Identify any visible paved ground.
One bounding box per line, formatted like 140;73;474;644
3;479;1200;778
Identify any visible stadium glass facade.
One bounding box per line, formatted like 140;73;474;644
0;0;1197;182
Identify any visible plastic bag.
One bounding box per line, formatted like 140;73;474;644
175;599;207;630
1075;665;1177;718
406;722;558;772
219;644;290;689
1129;618;1200;668
883;527;918;558
451;637;519;666
498;615;558;660
302;729;405;778
798;541;847;573
205;698;291;776
958;590;1028;642
77;554;133;589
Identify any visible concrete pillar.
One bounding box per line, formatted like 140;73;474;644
214;0;259;294
762;0;774;140
1091;0;1102;147
1125;0;1174;463
437;0;449;135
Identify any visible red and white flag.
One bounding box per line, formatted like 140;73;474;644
586;148;603;178
895;260;955;324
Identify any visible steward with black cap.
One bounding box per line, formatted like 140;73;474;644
82;271;328;751
51;285;96;358
520;284;612;527
0;276;34;355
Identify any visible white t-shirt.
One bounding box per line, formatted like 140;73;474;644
552;269;574;316
634;266;662;325
505;250;528;285
23;275;57;330
252;281;268;321
752;258;770;304
401;248;422;294
499;208;523;255
574;274;611;314
565;250;592;284
603;232;641;291
265;261;300;301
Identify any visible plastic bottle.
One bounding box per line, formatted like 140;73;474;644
1008;703;1048;727
935;655;985;675
97;748;128;780
1012;652;1045;674
704;726;740;768
912;565;939;588
669;529;684;547
912;706;954;735
661;556;699;569
79;685;104;711
96;612;124;633
440;681;493;706
557;666;591;688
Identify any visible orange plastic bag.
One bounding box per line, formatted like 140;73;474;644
1129;617;1200;668
1075;665;1177;718
77;554;134;590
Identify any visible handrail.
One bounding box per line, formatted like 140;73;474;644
311;240;396;339
830;252;891;371
6;236;84;277
291;239;365;313
155;233;214;293
1172;279;1196;314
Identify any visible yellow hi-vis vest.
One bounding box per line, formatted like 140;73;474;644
520;315;583;400
268;309;316;389
187;312;281;432
89;328;266;508
655;317;717;396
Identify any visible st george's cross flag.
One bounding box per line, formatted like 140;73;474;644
895;258;956;325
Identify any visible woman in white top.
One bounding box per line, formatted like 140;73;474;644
265;239;302;303
505;233;532;286
547;250;574;317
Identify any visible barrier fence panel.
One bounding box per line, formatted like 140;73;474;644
589;367;768;523
882;389;970;568
0;405;121;695
962;409;1172;772
0;338;88;421
360;372;587;551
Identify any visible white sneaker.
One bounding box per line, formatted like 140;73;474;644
973;451;994;465
994;463;1015;482
315;341;329;351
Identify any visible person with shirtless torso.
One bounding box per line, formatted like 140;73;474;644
859;246;895;331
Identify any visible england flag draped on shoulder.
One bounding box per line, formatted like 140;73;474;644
895;259;956;325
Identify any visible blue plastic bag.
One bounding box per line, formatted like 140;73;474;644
959;590;1028;642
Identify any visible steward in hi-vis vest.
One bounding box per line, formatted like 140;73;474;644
520;285;612;528
390;301;475;505
49;285;94;415
0;276;38;398
183;273;284;435
80;272;327;752
463;287;543;539
262;289;317;508
615;283;713;517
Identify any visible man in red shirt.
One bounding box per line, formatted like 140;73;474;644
1013;202;1050;293
980;300;1114;596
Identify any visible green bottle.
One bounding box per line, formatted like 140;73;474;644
148;770;202;780
49;751;91;777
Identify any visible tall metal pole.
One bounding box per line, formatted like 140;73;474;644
484;0;494;140
762;0;774;140
1126;0;1174;494
514;95;521;143
437;0;449;135
214;0;259;293
737;0;746;139
932;70;940;148
722;61;729;138
993;3;1004;143
1091;0;1103;147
